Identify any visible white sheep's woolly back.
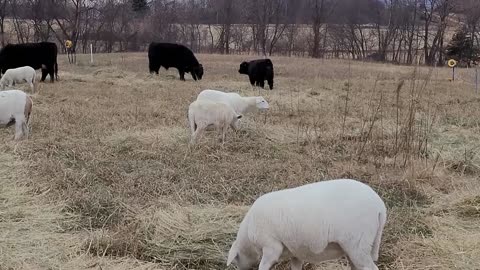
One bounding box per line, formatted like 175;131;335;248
0;89;32;140
0;66;36;92
196;89;269;115
227;179;387;270
188;99;242;144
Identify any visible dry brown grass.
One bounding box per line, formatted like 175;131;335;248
1;52;479;269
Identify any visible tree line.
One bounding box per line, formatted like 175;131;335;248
0;0;478;66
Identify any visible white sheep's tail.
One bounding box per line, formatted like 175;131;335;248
371;209;387;261
24;95;33;139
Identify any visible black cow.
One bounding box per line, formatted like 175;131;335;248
0;42;58;82
148;42;204;81
238;59;274;90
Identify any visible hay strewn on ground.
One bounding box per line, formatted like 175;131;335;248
1;52;479;269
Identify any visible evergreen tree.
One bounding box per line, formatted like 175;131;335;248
446;27;480;67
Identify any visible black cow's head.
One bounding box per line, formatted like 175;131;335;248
239;62;249;74
191;64;204;81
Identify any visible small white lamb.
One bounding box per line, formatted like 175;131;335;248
0;89;33;140
196;89;269;115
188;99;242;144
0;66;36;92
227;179;387;270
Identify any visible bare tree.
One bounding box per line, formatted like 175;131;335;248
421;0;454;65
372;0;401;61
149;0;178;44
404;0;420;64
25;0;53;42
267;0;288;55
462;0;480;50
309;0;335;58
47;0;89;61
0;0;7;46
245;0;276;56
211;0;235;54
422;0;449;65
10;0;31;43
434;0;454;66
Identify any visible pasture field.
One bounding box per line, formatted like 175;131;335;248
1;53;479;270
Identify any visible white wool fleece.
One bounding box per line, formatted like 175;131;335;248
0;66;36;92
0;89;32;140
196;89;269;115
188;99;242;144
227;179;387;270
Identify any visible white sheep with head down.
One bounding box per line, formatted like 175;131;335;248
196;89;269;115
188;99;242;145
0;66;36;93
227;178;387;270
0;89;33;140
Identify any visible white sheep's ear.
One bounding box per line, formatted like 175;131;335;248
227;241;238;266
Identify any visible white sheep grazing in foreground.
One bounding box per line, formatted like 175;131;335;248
196;89;269;116
227;179;387;270
0;90;33;140
188;99;242;144
0;66;36;92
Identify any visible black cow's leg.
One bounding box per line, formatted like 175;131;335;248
41;68;48;82
55;62;59;81
249;75;255;86
48;66;55;83
179;69;186;81
258;80;265;89
268;78;274;90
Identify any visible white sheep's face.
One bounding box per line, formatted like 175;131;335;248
227;241;258;270
255;97;269;110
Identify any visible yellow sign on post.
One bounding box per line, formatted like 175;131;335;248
65;40;73;49
65;40;75;64
448;59;457;81
448;59;457;68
